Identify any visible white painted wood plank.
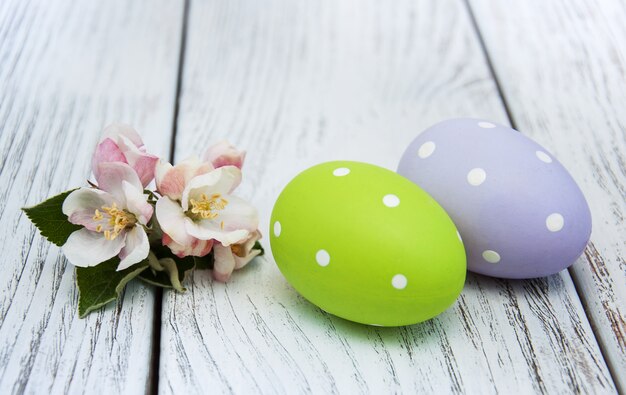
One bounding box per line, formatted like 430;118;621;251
468;0;626;391
161;0;616;393
0;1;183;393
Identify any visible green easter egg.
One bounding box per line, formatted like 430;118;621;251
270;161;466;327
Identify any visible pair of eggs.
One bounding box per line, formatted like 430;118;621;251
270;119;592;326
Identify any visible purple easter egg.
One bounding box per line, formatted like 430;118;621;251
397;118;592;279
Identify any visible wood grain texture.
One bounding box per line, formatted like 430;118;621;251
468;0;626;391
0;0;183;393
161;0;616;393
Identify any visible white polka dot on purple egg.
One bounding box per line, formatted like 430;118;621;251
482;250;501;263
397;118;593;279
418;141;436;158
478;121;496;129
546;213;564;232
467;168;487;186
536;151;552;163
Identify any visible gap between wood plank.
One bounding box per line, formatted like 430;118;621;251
169;0;191;165
461;0;619;389
149;0;191;394
461;0;516;130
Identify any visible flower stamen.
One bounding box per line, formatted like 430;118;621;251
92;209;103;221
92;203;137;240
189;193;229;220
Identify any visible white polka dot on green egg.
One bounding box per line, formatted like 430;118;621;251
383;194;400;207
273;221;281;237
270;161;466;327
315;249;330;266
333;167;350;176
391;274;408;289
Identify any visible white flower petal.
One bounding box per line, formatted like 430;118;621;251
122;181;153;224
155;160;174;189
117;134;145;156
96;162;143;203
212;243;237;282
185;219;249;246
216;195;259;232
102;123;144;147
232;230;262;269
62;188;117;230
117;226;150;270
156;196;192;246
181;166;242;211
62;187;114;216
62;228;125;267
234;249;261;270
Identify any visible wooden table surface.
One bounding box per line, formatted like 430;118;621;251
1;0;624;394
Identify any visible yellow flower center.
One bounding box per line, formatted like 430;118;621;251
189;193;228;220
92;203;137;240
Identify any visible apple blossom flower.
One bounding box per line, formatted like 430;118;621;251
212;230;262;282
62;162;153;270
203;140;246;169
155;156;213;201
156;165;258;256
92;123;159;187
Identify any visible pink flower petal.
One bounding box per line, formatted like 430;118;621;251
132;154;159;187
203;140;246;169
155;161;187;201
102;123;144;148
96;162;143;204
92;138;128;181
156;157;213;200
162;233;213;258
98;123;159;186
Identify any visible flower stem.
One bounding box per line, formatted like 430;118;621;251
148;251;164;271
159;258;186;292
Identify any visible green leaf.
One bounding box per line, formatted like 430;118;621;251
138;246;195;290
253;241;265;256
22;189;82;246
76;257;149;318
